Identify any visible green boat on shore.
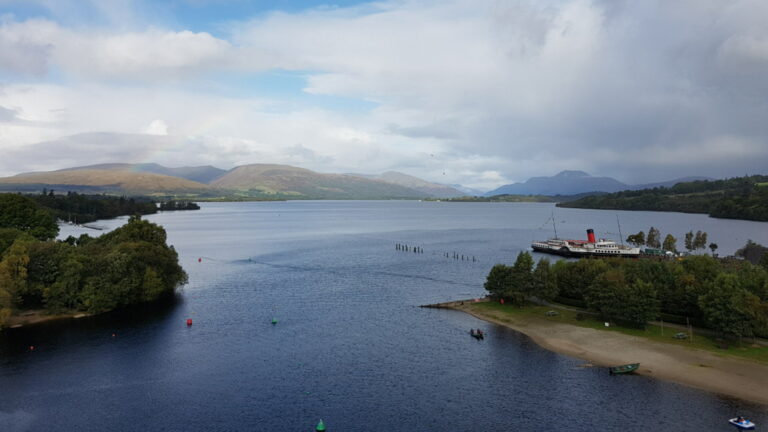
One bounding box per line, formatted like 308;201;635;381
609;363;639;374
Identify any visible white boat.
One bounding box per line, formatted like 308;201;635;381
531;229;641;258
729;418;756;430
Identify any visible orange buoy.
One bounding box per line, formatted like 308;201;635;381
186;318;193;326
111;333;116;338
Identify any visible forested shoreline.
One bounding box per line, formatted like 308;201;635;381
558;175;768;222
485;251;768;339
31;190;158;224
0;194;187;329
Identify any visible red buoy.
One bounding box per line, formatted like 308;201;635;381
29;345;35;351
198;257;202;263
186;319;193;326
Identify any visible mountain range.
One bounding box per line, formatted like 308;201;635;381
0;163;465;200
0;164;720;200
484;170;713;196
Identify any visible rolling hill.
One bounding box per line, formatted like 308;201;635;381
349;171;464;198
558;175;768;222
0;170;211;194
485;170;712;196
211;164;427;199
56;163;227;184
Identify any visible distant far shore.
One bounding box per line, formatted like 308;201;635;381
435;299;768;406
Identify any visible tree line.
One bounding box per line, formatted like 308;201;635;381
485;249;768;339
158;200;201;211
0;194;187;329
625;227;717;255
32;190;158;224
558;175;768;222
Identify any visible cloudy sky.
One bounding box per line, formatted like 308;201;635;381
1;0;767;190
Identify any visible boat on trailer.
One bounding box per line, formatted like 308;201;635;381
609;363;639;374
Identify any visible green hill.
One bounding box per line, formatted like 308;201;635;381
0;170;211;195
348;171;464;198
56;163;226;184
211;164;427;199
558;175;768;221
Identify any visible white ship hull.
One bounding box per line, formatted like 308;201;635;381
531;230;640;258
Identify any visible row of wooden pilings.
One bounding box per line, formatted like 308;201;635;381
444;252;476;262
396;243;476;262
395;243;423;253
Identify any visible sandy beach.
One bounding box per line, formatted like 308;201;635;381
443;300;768;406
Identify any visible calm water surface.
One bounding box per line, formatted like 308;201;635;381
1;201;767;431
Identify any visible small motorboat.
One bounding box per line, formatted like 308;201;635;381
729;417;756;430
609;363;639;374
470;329;484;340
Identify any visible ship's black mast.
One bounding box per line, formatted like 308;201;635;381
616;215;624;246
552;211;558;239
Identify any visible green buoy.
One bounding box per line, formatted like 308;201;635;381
316;419;326;431
271;318;278;325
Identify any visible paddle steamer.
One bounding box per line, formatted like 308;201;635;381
531;229;641;258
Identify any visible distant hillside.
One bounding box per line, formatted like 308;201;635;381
634;176;714;190
449;184;486;197
486;170;712;196
56;163;227;184
485;171;626;196
211;164;426;199
434;192;599;203
558;175;768;222
0;170;211;194
349;171;464;198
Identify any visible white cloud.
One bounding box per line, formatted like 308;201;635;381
0;19;232;80
2;0;768;189
144;119;168;135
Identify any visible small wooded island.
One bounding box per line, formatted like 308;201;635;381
0;193;187;329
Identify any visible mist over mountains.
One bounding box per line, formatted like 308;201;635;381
485;170;713;196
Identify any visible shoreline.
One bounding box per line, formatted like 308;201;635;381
436;300;768;407
4;310;90;329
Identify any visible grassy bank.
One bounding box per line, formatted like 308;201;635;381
466;301;768;364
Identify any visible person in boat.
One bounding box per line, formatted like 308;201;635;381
737;416;745;423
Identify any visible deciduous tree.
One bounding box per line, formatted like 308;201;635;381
532;258;558;301
662;234;677;252
0;194;58;240
626;231;645;246
684;231;694;252
647;227;661;249
698;273;755;338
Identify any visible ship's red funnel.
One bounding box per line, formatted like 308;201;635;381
587;229;596;243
